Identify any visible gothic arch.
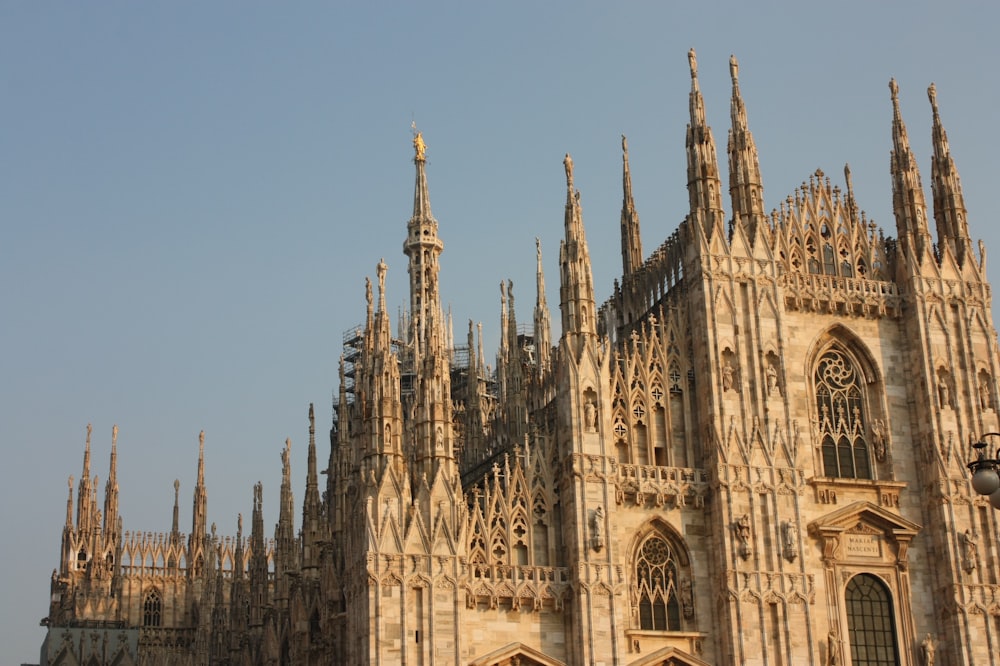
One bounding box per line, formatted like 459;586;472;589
142;587;162;627
806;325;886;480
806;324;882;386
627;518;692;632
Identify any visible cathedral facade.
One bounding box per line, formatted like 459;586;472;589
41;52;1000;665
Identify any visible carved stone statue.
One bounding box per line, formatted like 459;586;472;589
961;529;978;573
722;363;735;392
735;514;752;560
980;380;991;410
871;418;887;462
938;375;951;408
919;633;935;666
782;521;798;562
766;363;778;396
584;398;597;432
680;577;693;618
827;630;840;666
591;506;604;552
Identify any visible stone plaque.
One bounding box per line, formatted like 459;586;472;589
844;533;882;558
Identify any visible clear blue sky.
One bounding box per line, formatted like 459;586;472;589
2;2;997;661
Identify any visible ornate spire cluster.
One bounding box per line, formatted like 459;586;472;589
685;48;725;238
558;153;597;345
928;83;971;265
889;78;933;265
726;54;766;242
620;136;643;276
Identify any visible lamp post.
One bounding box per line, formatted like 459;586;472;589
968;433;1000;509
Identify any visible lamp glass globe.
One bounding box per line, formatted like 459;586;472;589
971;467;1000;496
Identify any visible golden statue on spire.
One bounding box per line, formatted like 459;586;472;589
412;121;426;161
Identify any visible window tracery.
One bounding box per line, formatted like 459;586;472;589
143;588;162;627
634;534;681;631
815;348;872;479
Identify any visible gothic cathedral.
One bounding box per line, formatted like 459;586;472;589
41;51;1000;666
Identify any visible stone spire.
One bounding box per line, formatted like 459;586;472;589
302;403;322;572
274;438;296;601
77;424;93;532
928;83;971;265
170;479;181;546
191;430;208;550
65;475;74;530
620;136;643;276
102;425;119;538
685;48;725;238
558;153;597;344
726;54;765;240
404;126;445;356
401;129;455;482
534;238;552;371
249;481;268;627
889;78;933;264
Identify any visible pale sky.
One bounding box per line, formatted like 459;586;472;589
3;2;998;661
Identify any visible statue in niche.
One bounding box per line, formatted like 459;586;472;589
766;363;779;396
871;418;887;462
980;379;992;410
722;362;735;392
961;529;978;573
827;630;840;665
680;577;693;618
938;375;951;408
584;398;597;432
735;514;752;560
919;634;936;666
590;506;604;552
781;521;798;562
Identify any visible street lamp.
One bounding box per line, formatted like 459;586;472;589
968;433;1000;510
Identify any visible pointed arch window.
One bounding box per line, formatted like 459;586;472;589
143;588;162;627
634;534;681;630
845;574;899;665
816;348;872;479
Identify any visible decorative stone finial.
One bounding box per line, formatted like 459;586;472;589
564;153;574;191
112;424;118;447
729;54;739;82
199;430;205;449
688;48;698;78
927;83;938;112
889;78;899;102
86;423;92;446
376;258;387;309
